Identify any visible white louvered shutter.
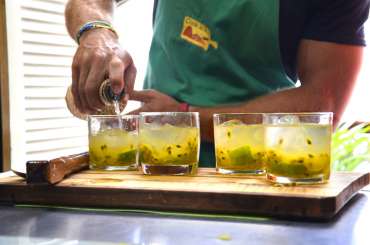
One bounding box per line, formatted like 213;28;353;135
6;0;88;172
6;0;153;172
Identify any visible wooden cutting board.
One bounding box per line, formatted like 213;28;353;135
0;169;369;220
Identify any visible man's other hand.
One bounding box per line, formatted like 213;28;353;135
128;90;183;114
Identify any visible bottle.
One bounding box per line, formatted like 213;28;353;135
65;79;127;120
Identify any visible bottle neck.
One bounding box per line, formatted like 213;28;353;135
99;79;125;105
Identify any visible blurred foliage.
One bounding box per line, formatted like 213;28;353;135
332;122;370;171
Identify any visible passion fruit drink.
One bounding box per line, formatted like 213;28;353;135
265;123;331;184
214;121;265;174
139;124;199;175
89;128;138;170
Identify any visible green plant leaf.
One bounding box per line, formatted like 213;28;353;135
332;122;370;172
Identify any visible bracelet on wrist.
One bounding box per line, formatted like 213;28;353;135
179;102;190;112
76;20;118;45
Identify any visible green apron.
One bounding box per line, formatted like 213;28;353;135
144;0;295;167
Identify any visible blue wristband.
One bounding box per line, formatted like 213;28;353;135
76;20;118;45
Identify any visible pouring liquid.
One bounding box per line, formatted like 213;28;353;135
113;100;123;129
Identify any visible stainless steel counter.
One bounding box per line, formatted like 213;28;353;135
0;190;369;245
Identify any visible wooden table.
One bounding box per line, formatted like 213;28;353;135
1;169;369;220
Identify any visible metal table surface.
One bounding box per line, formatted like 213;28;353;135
0;190;370;245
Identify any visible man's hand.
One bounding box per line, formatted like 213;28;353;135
128;89;183;114
71;29;136;114
65;0;136;114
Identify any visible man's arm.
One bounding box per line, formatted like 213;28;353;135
65;0;136;114
130;40;363;141
65;0;114;39
191;40;363;140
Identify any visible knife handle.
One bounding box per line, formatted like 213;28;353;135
26;152;89;184
47;152;89;184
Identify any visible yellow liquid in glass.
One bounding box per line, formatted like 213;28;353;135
265;124;331;180
139;124;199;167
89;128;138;169
214;123;265;172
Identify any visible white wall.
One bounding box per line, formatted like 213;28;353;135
341;22;370;123
114;0;154;113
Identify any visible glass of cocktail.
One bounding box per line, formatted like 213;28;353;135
139;112;200;175
263;112;333;184
214;113;265;174
88;115;139;170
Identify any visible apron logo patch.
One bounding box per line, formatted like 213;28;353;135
181;16;218;51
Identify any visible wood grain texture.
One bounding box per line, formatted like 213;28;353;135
0;0;10;172
0;169;369;220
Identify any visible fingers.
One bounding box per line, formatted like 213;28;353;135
124;63;137;100
130;90;155;103
78;52;92;113
109;51;135;95
108;56;125;95
126;89;180;114
71;55;82;112
85;57;106;111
